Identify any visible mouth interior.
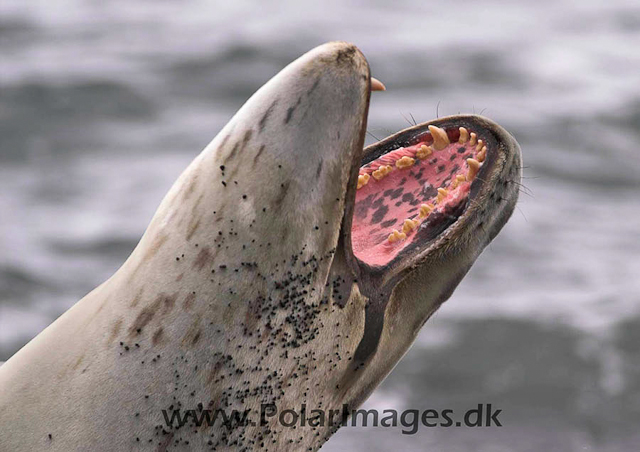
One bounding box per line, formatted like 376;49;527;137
351;125;486;267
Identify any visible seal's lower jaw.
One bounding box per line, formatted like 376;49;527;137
346;114;521;279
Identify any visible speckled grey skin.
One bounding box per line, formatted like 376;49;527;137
0;42;521;451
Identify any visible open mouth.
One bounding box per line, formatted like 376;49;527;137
351;120;490;268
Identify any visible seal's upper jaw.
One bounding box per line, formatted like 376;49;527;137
342;115;522;289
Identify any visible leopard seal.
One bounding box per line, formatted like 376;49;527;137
0;42;522;451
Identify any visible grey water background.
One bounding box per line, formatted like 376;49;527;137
1;0;639;450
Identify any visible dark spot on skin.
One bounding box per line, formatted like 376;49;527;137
220;134;230;149
370;205;389;224
422;185;437;198
284;96;302;124
130;289;144;308
222;129;253;165
243;129;253;146
182;174;198;201
183;292;196;310
152;328;164;346
273;180;290;210
437;164;446;173
108;318;123;345
316;161;323;179
186;216;201;241
401;192;415;203
193;246;213;271
388;187;404;199
449;164;460;176
381;219;397;228
128;293;177;336
307;77;321;97
72;354;84;371
139;233;168;265
355;194;374;218
458;147;466;154
259;100;278;132
129;309;155;336
281;224;289;241
253;144;266;167
449;154;457;161
225;142;239;163
155;432;174;452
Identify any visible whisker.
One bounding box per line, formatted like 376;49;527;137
400;112;414;127
366;130;381;141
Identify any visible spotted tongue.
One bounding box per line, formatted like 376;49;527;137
351;126;486;267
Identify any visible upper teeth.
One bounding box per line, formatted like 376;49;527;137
428;125;450;151
458;127;469;144
372;165;393;180
436;188;449;203
357;173;370;189
469;132;477;146
395;156;415;169
388;229;407;243
416;145;433;159
466;158;480;180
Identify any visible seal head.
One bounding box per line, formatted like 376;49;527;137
0;42;521;451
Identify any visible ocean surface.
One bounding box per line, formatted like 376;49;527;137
1;0;639;450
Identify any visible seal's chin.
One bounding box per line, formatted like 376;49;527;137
348;115;503;271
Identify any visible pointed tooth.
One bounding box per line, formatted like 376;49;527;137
458;127;469;144
395;156;415;169
416;144;433;159
388;229;399;243
469;132;477;146
428;125;450;150
370;77;386;91
477;146;486;162
476;140;484;152
398;231;407;240
436;188;449;203
466;158;480;180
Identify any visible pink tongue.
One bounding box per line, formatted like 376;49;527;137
351;139;478;267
